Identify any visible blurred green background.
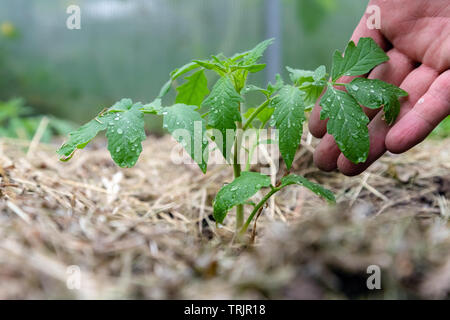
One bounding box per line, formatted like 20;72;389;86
0;0;370;130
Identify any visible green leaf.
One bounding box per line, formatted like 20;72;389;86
203;77;243;159
107;98;134;112
243;74;284;98
294;66;327;110
105;101;146;168
280;174;335;203
286;66;315;85
163;104;209;173
313;65;327;81
175;70;209;107
228;39;274;92
299;83;325;110
331;37;389;81
271;85;306;169
320;86;369;163
346;78;408;125
244;106;274;125
267;74;284;95
158;62;201;98
231;63;266;73
141;98;163;115
243;38;274;64
192;59;226;73
57;113;113;161
242;84;270;97
213;172;271;223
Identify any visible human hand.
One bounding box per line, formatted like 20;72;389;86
308;0;450;176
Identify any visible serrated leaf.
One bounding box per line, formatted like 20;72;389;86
163;104;208;173
203;77;243;159
243;38;274;64
57;113;113;161
346;78;408;125
228;39;274;92
267;74;284;95
320;86;369;163
331;37;389;81
213;172;271;223
175;70;209;107
271;85;306;169
280;174;335;203
106;102;146;168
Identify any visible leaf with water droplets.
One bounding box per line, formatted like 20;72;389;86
57;113;114;161
213;172;271;223
163;104;209;173
280;174;335;203
106;100;146;168
320;86;370;164
271;85;306;169
346;78;408;125
203;76;243;160
331;37;389;81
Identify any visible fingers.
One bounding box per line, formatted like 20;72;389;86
308;10;389;139
312;49;415;173
313;134;340;171
309;102;327;138
337;64;439;175
386;69;450;153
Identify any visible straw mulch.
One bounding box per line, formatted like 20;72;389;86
0;134;448;299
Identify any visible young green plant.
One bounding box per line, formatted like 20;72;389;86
57;38;407;235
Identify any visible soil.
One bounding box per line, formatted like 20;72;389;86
0;134;448;299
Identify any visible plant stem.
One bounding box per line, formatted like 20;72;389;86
239;186;281;235
233;106;244;230
333;82;348;87
243;100;270;130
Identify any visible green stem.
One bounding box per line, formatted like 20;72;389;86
243;100;270;130
234;107;244;230
333;82;348;86
244;126;262;172
239;186;281;235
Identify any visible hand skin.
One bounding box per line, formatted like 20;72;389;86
308;0;450;176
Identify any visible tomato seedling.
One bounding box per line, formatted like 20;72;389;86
57;38;407;235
